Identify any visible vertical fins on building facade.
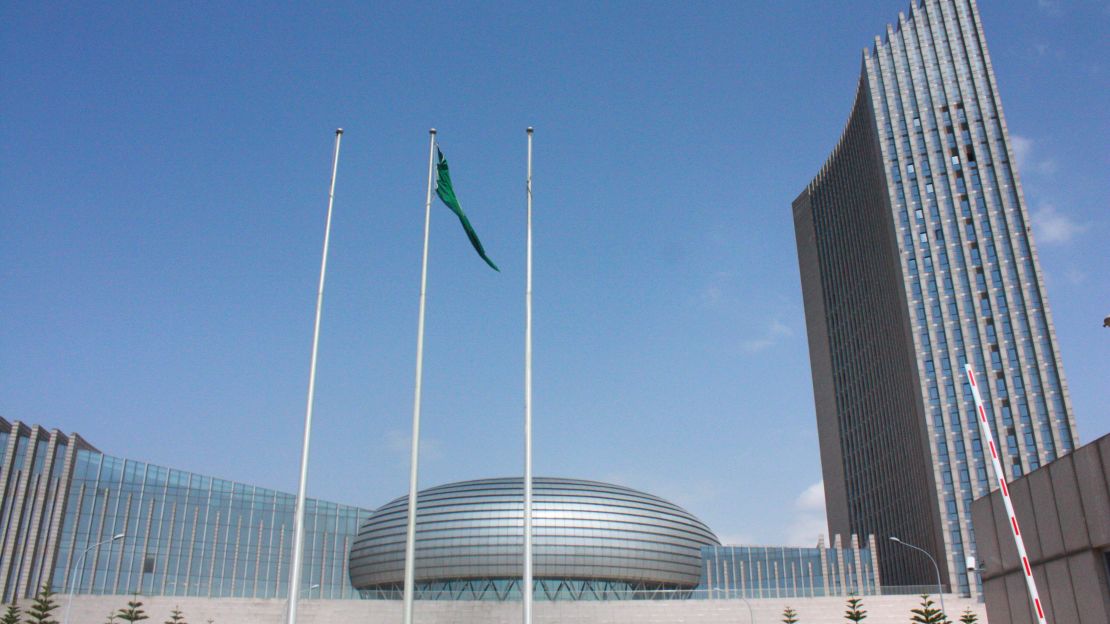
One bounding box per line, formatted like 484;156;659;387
793;0;1078;596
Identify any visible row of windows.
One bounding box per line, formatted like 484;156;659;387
701;546;876;597
866;0;1073;596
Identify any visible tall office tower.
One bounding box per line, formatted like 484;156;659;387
792;0;1078;595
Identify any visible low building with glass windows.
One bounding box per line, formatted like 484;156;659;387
699;538;881;600
0;417;367;604
1;417;883;610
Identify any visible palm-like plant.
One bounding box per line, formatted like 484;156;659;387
0;604;20;624
116;595;149;622
844;595;867;621
25;586;59;624
910;594;949;623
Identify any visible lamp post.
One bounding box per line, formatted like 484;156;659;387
280;584;322;622
63;533;125;624
890;536;945;616
737;594;755;624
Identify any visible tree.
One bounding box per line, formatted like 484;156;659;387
781;605;799;623
958;607;978;624
910;594;949;624
1;605;20;624
25;585;59;624
845;595;867;621
164;607;186;624
105;613;118;624
116;595;149;623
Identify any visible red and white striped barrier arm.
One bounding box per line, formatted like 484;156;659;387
965;363;1047;623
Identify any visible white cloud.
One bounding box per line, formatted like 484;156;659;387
795;481;825;512
1033;205;1087;244
386;429;442;461
716;532;756;547
1010;134;1059;176
699;271;734;308
783;480;830;546
701;285;723;306
786;515;831;548
1033;158;1059;175
742;319;793;354
1011;134;1033;167
1064;267;1087;286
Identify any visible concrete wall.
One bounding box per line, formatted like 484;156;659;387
41;594;986;624
971;433;1110;624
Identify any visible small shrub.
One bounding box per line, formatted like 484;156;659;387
1;604;21;624
781;605;799;623
910;594;948;623
25;585;59;624
845;595;867;621
116;595;149;622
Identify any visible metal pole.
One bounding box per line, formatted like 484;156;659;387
965;364;1048;623
889;536;945;616
522;126;534;624
402;129;438;624
286;128;343;624
63;533;124;624
738;595;755;624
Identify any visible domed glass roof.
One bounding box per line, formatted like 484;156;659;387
349;477;719;593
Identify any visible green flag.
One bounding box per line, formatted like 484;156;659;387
435;147;499;272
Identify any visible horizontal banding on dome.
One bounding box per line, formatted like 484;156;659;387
348;477;719;590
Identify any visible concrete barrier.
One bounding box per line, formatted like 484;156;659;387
45;593;988;624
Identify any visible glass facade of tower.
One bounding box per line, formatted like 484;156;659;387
793;0;1077;596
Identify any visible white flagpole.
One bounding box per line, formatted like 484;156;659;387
522;126;534;624
403;128;438;624
286;128;343;624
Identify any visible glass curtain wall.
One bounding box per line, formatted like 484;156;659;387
51;450;370;599
699;542;878;598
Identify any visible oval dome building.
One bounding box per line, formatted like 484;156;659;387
348;477;719;600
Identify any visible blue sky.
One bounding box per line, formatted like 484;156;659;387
1;1;1106;547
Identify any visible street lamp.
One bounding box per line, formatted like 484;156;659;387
279;583;323;623
63;533;125;624
890;536;945;616
737;594;755;624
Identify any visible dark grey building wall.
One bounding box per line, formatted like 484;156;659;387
793;70;943;589
971;434;1110;624
792;188;848;539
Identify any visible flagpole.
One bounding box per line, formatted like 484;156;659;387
403;128;437;624
286;128;343;624
522;126;534;624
